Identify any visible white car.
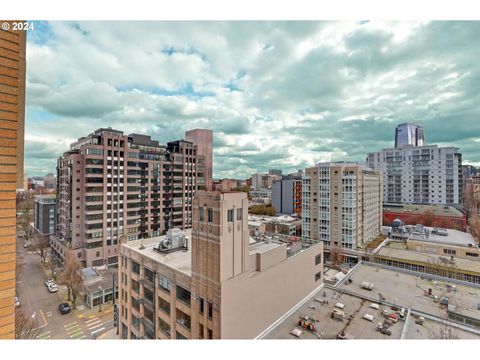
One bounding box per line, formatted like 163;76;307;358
48;284;58;293
14;296;20;307
45;279;55;288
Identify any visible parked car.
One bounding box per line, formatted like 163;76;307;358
58;303;71;315
48;284;58;293
45;279;55;287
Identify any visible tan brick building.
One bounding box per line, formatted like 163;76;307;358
118;191;323;339
0;24;26;339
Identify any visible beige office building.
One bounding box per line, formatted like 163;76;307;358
118;191;323;339
302;162;382;263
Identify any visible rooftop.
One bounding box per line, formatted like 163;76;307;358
377;245;480;275
262;263;480;339
384;203;464;217
248;214;300;225
122;229;193;276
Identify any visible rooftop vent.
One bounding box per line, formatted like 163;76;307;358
154;228;187;254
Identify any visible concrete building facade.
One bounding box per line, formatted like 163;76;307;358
367;145;462;205
185;129;212;191
272;179;302;215
0;25;26;339
302;162;382;260
33;194;56;236
118;191;323;339
50;128;206;268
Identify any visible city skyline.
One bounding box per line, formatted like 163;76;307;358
25;21;480;178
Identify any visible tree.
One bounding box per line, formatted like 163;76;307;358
46;252;57;279
250;204;276;216
32;234;50;267
59;251;83;308
17;198;34;243
420;209;435;227
15;308;39;339
232;185;251;200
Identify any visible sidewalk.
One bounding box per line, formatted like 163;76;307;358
97;326;121;340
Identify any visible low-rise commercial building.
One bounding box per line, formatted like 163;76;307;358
248;214;301;237
118;191;323;339
34;194;56;236
383;203;466;231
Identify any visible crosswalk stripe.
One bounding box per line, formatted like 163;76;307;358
85;317;100;324
88;323;104;330
64;321;77;327
70;332;85;339
91;327;106;335
65;324;80;331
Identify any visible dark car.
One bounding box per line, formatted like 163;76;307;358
58;303;71;315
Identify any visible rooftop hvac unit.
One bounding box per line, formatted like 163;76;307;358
155;228;186;253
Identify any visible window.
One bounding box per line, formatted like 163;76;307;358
132;314;140;329
159;275;171;293
443;249;456;255
199;324;204;339
131;279;139;294
198;297;204;315
207;328;213;339
207;301;213;319
199;207;204;221
131;296;140;311
315;272;321;282
132;261;140;274
227;209;234;222
237;208;242;220
315;254;322;265
144;287;154;303
176;331;187;339
158;317;170;337
207;208;213;222
144;307;154;324
176;309;191;330
158;297;170;315
176;286;191;306
466;252;479;257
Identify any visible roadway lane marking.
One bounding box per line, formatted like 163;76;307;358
88;323;104;330
85;317;100;324
65;321;78;327
39;309;48;326
91;327;106;335
38;331;51;339
70;330;84;338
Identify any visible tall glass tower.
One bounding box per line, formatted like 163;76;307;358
394;123;425;148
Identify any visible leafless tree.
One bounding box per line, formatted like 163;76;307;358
15;308;39;339
46;252;57;279
428;257;459;280
32;234;50;267
17;198;34;243
420;209;435;227
59;251;83;308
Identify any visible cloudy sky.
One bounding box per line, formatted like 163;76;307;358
25;21;480;178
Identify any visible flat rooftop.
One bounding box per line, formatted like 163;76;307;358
337;263;480;324
377;245;480;274
262;286;406;339
248;214;300;224
409;227;477;247
384;203;464;217
122;229;193;276
263;263;480;339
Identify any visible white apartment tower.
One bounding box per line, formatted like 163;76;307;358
301;162;382;256
367;145;462;205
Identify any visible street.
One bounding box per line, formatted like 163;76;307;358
15;233;116;339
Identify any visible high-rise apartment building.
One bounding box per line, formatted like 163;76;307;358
251;173;281;191
50;128;206;268
0;25;26;339
367;145;462;205
394;123;425;148
268;169;282;176
118;191;323;339
302;162;382;261
34;195;56;236
271;179;302;216
185;129;212;191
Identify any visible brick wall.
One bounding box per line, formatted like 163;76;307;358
0;24;26;339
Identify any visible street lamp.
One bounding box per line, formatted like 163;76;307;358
98;285;103;312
